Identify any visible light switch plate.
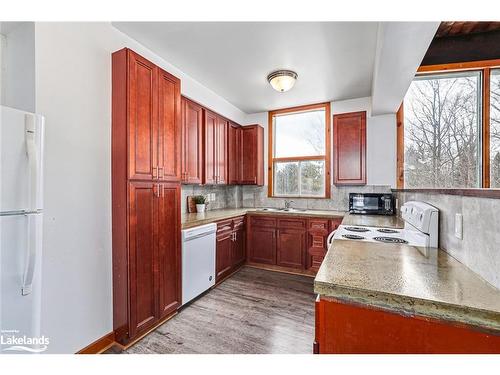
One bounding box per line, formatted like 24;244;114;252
455;213;463;240
211;193;215;201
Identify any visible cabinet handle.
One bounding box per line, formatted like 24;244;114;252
153;166;158;179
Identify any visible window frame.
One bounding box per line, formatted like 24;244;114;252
397;59;500;189
268;102;331;198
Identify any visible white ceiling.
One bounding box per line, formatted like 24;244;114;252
113;22;380;114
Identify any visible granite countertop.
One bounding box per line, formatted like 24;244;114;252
314;240;500;333
341;212;405;228
181;208;346;229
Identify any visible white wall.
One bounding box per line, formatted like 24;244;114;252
0;22;36;112
244;97;397;187
34;22;247;354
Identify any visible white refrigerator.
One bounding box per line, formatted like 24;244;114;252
0;105;45;353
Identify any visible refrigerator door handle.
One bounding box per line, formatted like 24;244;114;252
22;214;38;296
25;114;39;212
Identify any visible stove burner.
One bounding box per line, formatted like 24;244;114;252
373;236;408;244
377;228;400;234
342;234;366;240
344;226;370;233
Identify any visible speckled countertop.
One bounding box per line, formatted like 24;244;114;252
181;208;346;229
314;240;500;332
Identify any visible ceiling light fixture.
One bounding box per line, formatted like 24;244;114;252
267;70;298;92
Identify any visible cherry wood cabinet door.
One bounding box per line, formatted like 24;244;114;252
158;68;181;182
157;183;181;320
306;219;330;272
276;228;306;269
248;226;276;265
333;111;366;185
233;227;246;267
204;110;217;184
216;116;228;184
241;125;264;185
216;231;233;281
127;51;158;181
228;122;242;184
181;98;203;184
128;181;158;338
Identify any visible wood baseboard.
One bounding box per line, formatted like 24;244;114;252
77;331;116;354
245;263;316;278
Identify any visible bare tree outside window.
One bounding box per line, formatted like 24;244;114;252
403;71;482;188
490;69;500;187
272;108;327;197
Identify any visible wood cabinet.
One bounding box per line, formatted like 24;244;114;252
315;297;500;354
241;125;264;186
333;111;366;185
181;97;203;184
228;122;242;184
306;218;342;272
204;110;228;184
216;216;246;282
112;48;181;345
276;228;306;269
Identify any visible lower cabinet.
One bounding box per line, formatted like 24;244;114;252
216;216;246;282
276;228;306;269
120;181;181;343
247;215;343;274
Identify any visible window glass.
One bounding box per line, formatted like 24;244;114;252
490;69;500;187
403;71;482;188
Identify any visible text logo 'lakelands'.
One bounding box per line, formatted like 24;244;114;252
1;330;49;353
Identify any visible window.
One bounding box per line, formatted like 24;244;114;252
397;60;500;189
268;103;330;198
491;69;500;187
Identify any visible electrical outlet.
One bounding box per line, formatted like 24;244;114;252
211;193;216;201
455;213;463;240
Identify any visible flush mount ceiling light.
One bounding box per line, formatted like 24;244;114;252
267;70;298;92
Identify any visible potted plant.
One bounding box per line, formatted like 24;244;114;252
194;195;208;213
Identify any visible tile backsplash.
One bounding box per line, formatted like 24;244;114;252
395;191;500;289
181;184;391;213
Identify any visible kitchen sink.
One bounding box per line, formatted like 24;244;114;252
257;207;307;212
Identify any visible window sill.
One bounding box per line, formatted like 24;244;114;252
391;188;500;199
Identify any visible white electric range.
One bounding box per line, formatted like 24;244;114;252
330;201;439;248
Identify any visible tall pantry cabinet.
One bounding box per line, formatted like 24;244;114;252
112;48;182;345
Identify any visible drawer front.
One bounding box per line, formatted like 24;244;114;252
250;216;276;228
217;219;233;233
311;233;326;249
233;216;245;229
308;219;329;233
329;218;342;231
277;218;306;229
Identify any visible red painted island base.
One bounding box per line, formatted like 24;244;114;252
314;297;500;354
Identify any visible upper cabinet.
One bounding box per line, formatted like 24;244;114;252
228;122;242;184
216;116;229;184
181;97;203;184
241;125;264;186
203;109;218;184
333;111;366;185
118;49;181;182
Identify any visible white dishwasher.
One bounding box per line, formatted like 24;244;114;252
181;223;217;305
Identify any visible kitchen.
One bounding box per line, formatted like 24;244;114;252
1;2;500;372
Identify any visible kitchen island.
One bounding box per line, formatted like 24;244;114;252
314;215;500;354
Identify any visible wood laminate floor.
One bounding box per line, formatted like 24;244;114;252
119;267;315;354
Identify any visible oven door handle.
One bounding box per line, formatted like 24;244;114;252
327;230;337;247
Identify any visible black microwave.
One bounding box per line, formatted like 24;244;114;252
349;193;394;215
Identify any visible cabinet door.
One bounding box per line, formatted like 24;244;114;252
204;110;217;184
216;116;228;184
306;219;329;272
158;68;181;182
181;98;203;184
157;183;181;320
232;227;246;267
228;122;242;184
128;181;158;338
248;226;276;265
127;51;158;181
333;111;366;185
277;228;306;269
241;125;264;185
216;231;233;281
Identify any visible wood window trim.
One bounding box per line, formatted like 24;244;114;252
268;102;331;199
397;59;500;189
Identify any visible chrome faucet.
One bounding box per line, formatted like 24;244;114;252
284;200;294;209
